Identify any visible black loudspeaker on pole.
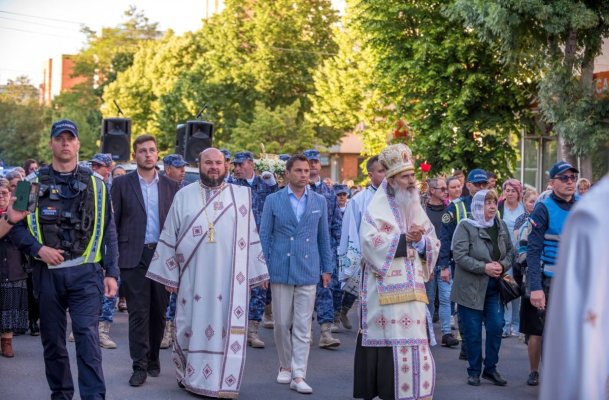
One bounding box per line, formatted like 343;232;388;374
177;120;214;163
101;118;131;161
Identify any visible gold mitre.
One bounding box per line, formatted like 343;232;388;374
379;143;415;178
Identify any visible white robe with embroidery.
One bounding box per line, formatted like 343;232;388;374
359;181;440;400
146;183;269;398
337;186;377;294
540;176;609;400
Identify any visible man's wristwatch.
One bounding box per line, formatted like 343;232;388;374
1;214;16;226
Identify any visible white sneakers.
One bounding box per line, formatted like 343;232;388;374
277;369;312;394
290;379;313;394
276;369;291;384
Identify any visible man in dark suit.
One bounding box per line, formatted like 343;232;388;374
111;134;179;387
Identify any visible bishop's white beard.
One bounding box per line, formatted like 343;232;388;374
392;185;421;229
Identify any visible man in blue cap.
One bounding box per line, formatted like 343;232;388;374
90;152;121;350
162;154;187;187
91;153;113;183
524;160;578;387
439;168;489;354
232;150;278;348
334;184;349;214
303;149;342;348
220;149;233;183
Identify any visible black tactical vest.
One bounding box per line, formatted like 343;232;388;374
36;166;96;260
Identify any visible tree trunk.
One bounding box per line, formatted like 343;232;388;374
578;55;595;180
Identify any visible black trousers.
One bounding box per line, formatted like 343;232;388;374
37;262;105;400
121;246;169;372
27;270;40;322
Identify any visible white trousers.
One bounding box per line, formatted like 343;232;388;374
271;283;316;379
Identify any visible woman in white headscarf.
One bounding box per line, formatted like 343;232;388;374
450;190;514;387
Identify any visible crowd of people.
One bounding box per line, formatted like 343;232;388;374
0;118;606;400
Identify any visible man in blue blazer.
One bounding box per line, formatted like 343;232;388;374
259;154;333;395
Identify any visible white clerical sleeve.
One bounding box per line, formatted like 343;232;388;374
540;178;609;400
247;205;270;286
146;196;182;288
337;196;362;282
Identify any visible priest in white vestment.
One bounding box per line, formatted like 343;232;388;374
354;144;440;400
146;148;269;399
540;175;609;400
337;155;385;322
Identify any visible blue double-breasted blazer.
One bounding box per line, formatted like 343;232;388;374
259;187;333;286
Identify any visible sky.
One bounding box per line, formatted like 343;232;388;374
0;0;345;87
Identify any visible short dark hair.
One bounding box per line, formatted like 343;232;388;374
366;155;380;173
286;154;310;172
446;176;460;187
487;172;497;179
132;134;157;153
453;169;465;177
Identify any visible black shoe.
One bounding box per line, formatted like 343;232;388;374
178;380;185;389
482;370;507;386
441;333;459;348
527;371;539;386
147;361;160;377
467;376;481;386
129;370;147;386
459;348;468;360
29;321;40;336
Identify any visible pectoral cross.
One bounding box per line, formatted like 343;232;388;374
208;222;216;243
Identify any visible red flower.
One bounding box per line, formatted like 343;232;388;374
420;162;431;173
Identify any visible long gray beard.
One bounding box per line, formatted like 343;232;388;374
393;186;421;228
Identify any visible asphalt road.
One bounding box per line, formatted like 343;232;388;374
0;306;539;399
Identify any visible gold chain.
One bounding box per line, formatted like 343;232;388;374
199;182;221;243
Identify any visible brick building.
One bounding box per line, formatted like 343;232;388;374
39;55;87;105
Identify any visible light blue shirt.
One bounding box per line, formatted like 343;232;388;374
287;185;308;222
138;170;160;244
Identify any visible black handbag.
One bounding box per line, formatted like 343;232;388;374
498;273;522;305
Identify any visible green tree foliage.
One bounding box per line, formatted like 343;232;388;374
47;7;162;160
308;18;392;168
352;0;532;177
102;31;205;151
230;100;316;154
103;0;339;152
75;6;161;94
0;77;48;165
448;0;609;166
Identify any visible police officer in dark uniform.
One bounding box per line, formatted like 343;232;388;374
10;119;119;400
438;168;488;359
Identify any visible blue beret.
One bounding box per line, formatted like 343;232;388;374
279;154;291;162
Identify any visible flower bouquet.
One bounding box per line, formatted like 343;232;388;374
253;158;286;175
